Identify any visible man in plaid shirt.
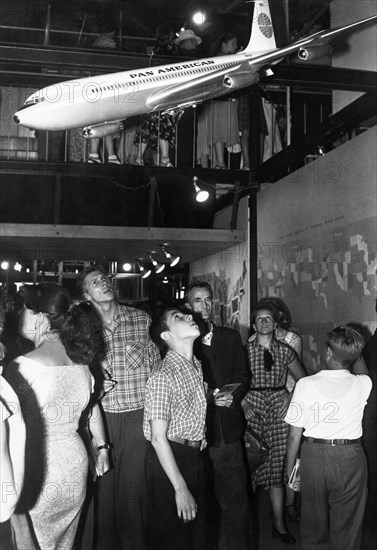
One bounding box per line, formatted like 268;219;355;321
78;265;160;550
144;307;207;550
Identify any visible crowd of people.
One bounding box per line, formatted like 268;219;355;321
0;267;374;550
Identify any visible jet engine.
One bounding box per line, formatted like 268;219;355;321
82;121;123;139
223;72;256;90
298;43;333;61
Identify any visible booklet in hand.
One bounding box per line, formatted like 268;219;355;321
214;382;242;396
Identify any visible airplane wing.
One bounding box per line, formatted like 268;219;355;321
246;14;377;67
148;14;376;112
147;63;250;111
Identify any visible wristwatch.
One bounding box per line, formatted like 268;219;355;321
97;443;112;451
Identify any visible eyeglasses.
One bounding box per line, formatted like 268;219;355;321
264;348;275;371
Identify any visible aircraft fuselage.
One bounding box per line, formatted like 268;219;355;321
15;52;262;132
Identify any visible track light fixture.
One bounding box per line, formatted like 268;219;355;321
193;176;209;202
137;261;151;279
160;245;180;267
149;253;165;274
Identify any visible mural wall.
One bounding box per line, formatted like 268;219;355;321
257;127;376;373
189;197;250;344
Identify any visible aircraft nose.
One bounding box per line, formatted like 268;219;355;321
14;114;20;124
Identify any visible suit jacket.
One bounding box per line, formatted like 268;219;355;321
193;325;250;446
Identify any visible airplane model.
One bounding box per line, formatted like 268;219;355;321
14;1;377;139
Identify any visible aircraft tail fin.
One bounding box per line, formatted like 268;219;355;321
242;0;277;54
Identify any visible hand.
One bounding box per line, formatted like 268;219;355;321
175;487;197;522
95;449;111;477
242;401;255;422
214;392;234;408
102;378;117;396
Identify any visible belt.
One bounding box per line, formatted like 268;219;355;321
305;437;361;446
169;436;202;449
249;386;286;392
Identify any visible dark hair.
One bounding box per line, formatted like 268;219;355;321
251;305;277;325
21;283;95;365
184;280;213;304
212;32;237;56
326;325;364;368
149;307;178;358
77;264;107;296
256;297;292;329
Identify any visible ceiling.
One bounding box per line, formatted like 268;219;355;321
0;224;245;266
0;0;350;273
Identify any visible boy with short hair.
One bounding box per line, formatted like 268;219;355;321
144;307;207;550
285;325;372;550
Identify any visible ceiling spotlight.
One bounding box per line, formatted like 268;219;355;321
1;261;9;270
137;261;151;279
122;262;132;272
263;67;274;77
193;176;209;202
14;262;22;272
192;11;206;25
161;245;180;267
149;253;165;274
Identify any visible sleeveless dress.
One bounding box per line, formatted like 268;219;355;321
6;357;93;550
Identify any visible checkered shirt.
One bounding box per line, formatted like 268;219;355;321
143;350;207;442
89;304;160;413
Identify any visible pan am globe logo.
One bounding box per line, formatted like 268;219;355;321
258;12;273;38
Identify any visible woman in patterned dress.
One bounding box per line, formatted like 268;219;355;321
242;305;305;544
255;297;303;521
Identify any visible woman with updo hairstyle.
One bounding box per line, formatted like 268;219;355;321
5;283;110;550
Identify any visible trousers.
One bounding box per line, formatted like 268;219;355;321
145;441;206;550
300;440;368;550
208;439;251;550
94;409;148;550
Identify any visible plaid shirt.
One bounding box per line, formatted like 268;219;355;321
143;350;207;442
246;337;295;390
89;304;160;413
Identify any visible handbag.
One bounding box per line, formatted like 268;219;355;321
244;424;270;473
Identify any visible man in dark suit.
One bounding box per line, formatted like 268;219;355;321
185;281;251;550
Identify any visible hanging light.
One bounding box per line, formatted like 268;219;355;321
193;176;209;202
122;262;132;272
149;253;165;274
137;261;151;279
160;245;180;267
14;262;22;272
192;11;206;25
